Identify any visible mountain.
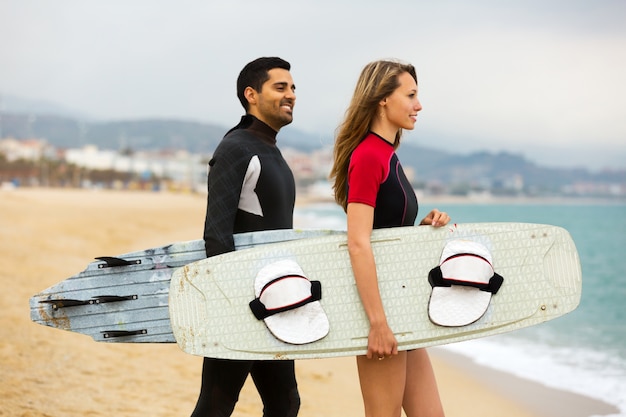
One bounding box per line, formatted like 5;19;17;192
396;145;607;193
0;94;93;121
0;112;322;154
0;112;226;154
1;112;624;193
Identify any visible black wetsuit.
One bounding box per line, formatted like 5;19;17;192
191;115;299;417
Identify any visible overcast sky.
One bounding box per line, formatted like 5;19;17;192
1;0;625;170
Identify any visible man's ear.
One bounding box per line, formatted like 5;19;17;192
244;86;257;106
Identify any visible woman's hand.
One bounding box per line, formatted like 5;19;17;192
367;321;398;360
419;208;450;227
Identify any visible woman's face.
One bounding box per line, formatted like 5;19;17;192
383;71;422;131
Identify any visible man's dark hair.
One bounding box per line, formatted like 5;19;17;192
237;57;291;111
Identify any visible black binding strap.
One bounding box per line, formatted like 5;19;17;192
249;280;322;320
428;266;504;294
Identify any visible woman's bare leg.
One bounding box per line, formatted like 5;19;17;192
402;349;445;417
357;351;407;417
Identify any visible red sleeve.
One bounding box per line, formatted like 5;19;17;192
347;141;388;207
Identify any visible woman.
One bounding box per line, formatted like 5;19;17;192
330;60;449;417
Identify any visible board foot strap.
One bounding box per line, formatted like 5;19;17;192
250;279;322;320
428;266;503;293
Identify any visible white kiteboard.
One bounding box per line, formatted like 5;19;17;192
169;222;582;360
29;229;342;343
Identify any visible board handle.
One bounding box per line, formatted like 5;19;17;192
101;329;147;339
95;256;142;268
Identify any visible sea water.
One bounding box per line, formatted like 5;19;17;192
294;201;626;416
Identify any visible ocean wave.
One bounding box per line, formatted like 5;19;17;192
441;336;626;416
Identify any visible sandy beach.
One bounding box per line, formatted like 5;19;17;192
1;188;616;417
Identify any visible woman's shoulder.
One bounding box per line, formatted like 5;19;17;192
352;133;394;162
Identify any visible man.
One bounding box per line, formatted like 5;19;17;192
190;57;299;417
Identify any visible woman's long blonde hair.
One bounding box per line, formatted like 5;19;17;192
329;60;417;211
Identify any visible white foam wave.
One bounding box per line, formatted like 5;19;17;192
294;204;346;231
441;337;626;417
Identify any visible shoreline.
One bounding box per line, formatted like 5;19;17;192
3;183;625;207
2;188;619;416
295;193;626;207
430;348;619;417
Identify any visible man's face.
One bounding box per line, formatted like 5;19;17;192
248;68;296;131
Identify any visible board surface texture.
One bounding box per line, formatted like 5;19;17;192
29;229;341;342
169;223;582;360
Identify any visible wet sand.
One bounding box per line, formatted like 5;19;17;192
1;188;616;416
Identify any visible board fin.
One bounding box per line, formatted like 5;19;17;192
101;329;147;339
95;256;142;268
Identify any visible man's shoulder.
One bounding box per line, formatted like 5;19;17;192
218;128;275;154
214;130;254;153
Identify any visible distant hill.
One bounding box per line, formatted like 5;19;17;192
396;145;611;192
0;94;93;121
1;112;624;193
0;112;323;154
0;112;227;154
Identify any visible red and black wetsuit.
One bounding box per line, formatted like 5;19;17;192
347;132;418;227
192;115;299;417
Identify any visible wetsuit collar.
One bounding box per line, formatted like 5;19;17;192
228;114;278;146
368;131;394;147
